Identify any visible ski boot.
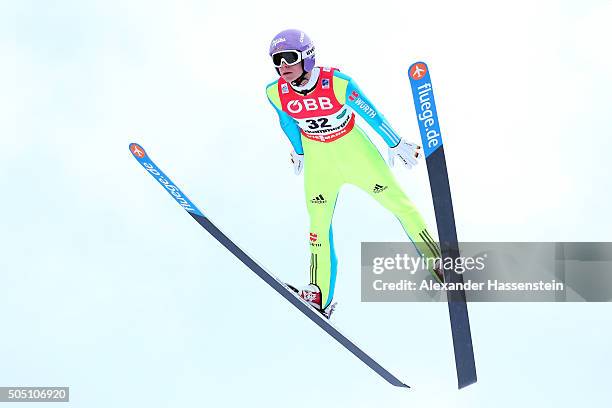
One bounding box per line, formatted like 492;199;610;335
286;283;337;319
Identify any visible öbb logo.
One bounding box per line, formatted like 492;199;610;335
287;97;333;114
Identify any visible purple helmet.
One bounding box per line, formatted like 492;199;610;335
269;29;316;73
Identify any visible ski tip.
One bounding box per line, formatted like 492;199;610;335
409;60;427;68
408;61;429;82
129;143;147;159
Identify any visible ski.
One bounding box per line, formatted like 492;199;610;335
408;62;477;389
129;143;409;388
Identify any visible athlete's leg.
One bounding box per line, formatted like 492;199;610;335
302;139;344;309
305;186;340;309
340;128;441;273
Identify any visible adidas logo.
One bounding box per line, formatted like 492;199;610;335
373;184;388;193
310;194;327;204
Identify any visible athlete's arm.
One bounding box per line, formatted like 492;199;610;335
333;71;402;148
266;82;304;155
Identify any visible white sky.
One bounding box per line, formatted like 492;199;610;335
2;0;612;406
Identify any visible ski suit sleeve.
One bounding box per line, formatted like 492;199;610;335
266;81;304;155
333;71;402;148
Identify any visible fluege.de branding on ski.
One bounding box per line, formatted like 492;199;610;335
142;162;196;213
415;82;442;152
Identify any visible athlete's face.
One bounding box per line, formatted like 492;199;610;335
278;62;303;83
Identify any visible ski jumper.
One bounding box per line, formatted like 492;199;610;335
266;67;440;308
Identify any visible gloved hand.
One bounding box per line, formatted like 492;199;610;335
290;150;304;175
388;139;421;170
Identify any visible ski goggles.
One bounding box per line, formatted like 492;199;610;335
271;46;314;68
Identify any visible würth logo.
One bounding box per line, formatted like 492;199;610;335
310;194;327;204
373;184;388;193
309;232;321;247
348;91;359;101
